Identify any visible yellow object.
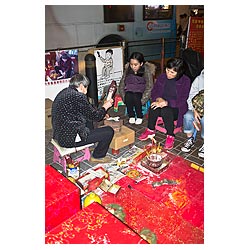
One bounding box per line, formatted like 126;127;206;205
67;177;76;183
190;163;204;173
84;192;102;207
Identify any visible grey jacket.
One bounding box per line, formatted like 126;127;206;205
118;62;156;105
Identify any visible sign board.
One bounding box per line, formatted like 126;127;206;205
186;17;204;56
93;46;124;99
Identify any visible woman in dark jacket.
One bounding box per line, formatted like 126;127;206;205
52;73;114;163
139;57;191;149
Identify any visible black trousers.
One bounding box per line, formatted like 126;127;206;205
124;91;143;119
75;126;114;158
147;106;179;136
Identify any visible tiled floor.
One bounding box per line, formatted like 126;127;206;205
45;105;204;174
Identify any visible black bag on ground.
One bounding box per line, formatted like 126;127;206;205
182;48;204;82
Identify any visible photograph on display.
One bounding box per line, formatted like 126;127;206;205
94;46;124;99
45;49;79;82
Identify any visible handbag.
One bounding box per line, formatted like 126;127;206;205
192;89;204;117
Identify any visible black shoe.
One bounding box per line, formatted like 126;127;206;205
181;137;195;152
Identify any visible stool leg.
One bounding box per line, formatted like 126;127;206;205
62;157;67;173
77;148;91;162
53;146;67;173
112;149;120;155
83;148;91;160
53;146;60;163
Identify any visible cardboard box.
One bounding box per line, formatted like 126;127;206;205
109;125;135;150
45;165;80;232
45;98;53;130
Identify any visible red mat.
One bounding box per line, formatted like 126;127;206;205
45;202;148;244
99;178;204;244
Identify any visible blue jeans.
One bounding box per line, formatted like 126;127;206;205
183;110;204;139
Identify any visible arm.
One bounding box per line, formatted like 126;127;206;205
150;73;165;102
118;65;128;102
78;94;110;121
141;69;154;105
177;76;192;109
175;76;191;127
187;70;204;110
141;62;156;105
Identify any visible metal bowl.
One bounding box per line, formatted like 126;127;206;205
146;153;163;168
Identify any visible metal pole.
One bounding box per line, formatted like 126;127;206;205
84;54;98;107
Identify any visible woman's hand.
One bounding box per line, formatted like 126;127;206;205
193;109;201;123
104;113;110;119
151;100;168;110
102;99;114;110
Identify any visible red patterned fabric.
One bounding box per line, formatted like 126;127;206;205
45;165;80;232
116;154;204;231
99;183;204;244
45;148;204;243
45;202;148;244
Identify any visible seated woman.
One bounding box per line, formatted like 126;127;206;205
181;69;204;158
118;52;156;125
138;57;191;149
51;73;114;163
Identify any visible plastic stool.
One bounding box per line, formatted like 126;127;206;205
125;100;151;116
51;139;94;173
155;117;182;134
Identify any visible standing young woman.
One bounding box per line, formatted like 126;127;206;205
118;52;155;125
138;57;191;149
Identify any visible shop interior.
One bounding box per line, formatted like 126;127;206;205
45;5;204;244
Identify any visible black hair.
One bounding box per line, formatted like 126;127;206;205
106;49;113;55
127;52;145;77
166;57;185;80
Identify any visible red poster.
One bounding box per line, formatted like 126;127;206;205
186;17;204;56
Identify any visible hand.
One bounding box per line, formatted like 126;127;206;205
102;99;113;110
104;114;110;119
151;100;167;110
151;101;160;110
193;109;201;123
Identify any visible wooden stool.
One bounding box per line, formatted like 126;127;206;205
51;139;94;172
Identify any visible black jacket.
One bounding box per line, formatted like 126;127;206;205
52;87;106;147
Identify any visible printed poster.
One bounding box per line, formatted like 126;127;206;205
94;47;124;99
186;16;204;56
45;49;79;85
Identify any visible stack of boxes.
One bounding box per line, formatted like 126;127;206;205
45;98;53;130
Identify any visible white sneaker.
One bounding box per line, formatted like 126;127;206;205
135;118;143;125
129;117;136;124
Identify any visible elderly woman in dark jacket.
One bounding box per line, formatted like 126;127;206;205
52;73;114;163
118;52;156;125
139;57;191;149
